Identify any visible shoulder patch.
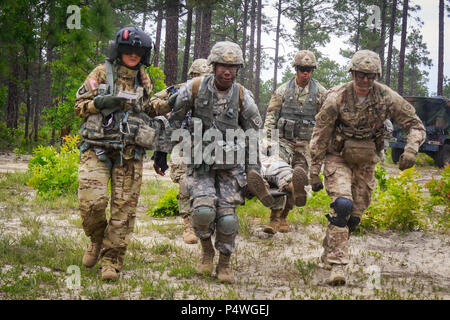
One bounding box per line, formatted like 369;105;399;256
88;78;98;91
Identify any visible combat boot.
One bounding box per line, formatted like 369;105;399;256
216;253;234;284
278;208;291;233
263;209;282;234
196;238;215;275
101;266;119;281
247;170;275;207
183;216;198;244
82;242;102;268
328;264;346;286
292;167;308;207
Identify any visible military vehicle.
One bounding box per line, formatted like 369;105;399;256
389;96;450;167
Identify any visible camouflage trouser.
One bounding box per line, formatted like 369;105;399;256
169;159;190;217
187;165;246;255
78;148;143;271
322;153;376;265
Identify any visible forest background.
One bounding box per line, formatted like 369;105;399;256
0;0;449;151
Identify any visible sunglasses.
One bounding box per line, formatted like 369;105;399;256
297;66;314;73
120;45;146;57
354;71;377;80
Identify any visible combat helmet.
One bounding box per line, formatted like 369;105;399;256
207;41;244;66
292;50;317;68
347;50;382;77
188;58;212;77
108;26;152;66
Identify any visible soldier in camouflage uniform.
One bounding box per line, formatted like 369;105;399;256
259;50;327;233
309;50;426;285
75;27;156;281
153;41;262;284
149;59;212;244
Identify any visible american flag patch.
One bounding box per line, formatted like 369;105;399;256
88;78;98;91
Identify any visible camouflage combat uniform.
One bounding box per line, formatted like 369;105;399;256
75;61;152;272
262;51;327;231
309;51;426;272
149;59;212;244
165;42;262;283
170;73;261;254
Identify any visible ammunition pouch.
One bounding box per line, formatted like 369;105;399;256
277;117;315;141
342;138;376;165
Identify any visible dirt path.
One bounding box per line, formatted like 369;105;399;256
0;151;448;300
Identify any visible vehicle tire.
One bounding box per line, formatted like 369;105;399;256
391;147;402;164
435;144;450;168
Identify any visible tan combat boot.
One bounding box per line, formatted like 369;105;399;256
196;238;215;275
263;209;282;234
101;266;119;281
292;167;308;207
216;253;234;284
183;216;198;244
82;242;102;268
328;264;346;286
247;170;275;207
278;208;291;233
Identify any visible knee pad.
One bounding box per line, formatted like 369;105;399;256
347;216;361;233
326;197;353;227
216;215;239;235
192;206;215;227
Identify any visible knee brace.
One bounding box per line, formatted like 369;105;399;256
216;215;239;235
347;216;361;233
326;197;353;228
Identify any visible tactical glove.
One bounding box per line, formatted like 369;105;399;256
310;174;324;192
94;96;127;111
153;151;168;174
399;149;416;171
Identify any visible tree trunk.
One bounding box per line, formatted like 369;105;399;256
355;0;361;52
6;62;19;129
255;0;262;106
248;0;256;91
181;8;193;82
24;52;31;142
273;0;282;92
142;0;147;30
397;0;408;96
200;6;211;58
152;9;163;67
194;7;202;60
240;0;249;85
34;46;43;142
437;0;444;95
385;0;398;87
164;1;179;86
379;0;387;81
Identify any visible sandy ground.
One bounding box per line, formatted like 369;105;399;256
0;151;449;300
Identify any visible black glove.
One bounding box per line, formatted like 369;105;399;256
310;174;324;192
153;151;168;173
94;95;126;110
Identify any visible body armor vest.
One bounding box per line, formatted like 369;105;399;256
79;60;155;162
191;75;242;169
278;78;318;140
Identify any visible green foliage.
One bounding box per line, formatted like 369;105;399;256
147;188;179;217
294;259;317;285
361;168;428;232
426;165;450;206
374;163;388;191
27;135;80;199
146;65;166;97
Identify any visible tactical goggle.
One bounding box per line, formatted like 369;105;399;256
119;45;146;57
296;66;314;73
354;71;377;80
